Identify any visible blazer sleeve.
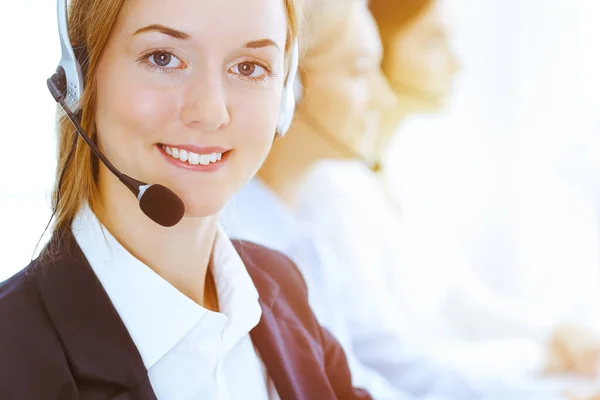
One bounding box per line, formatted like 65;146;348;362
320;326;373;400
274;245;373;400
234;240;374;399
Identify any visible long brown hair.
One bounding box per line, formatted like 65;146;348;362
50;0;300;234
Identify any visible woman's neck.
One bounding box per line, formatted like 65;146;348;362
258;111;349;209
258;108;411;208
95;170;217;307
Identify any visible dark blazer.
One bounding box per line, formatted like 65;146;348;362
0;229;371;400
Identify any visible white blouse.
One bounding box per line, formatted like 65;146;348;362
72;204;279;400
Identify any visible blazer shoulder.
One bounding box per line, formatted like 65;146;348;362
232;239;321;333
0;259;39;311
0;260;76;398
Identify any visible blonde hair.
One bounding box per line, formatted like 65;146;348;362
50;0;300;234
298;0;364;59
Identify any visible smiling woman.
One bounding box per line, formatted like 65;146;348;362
0;0;371;399
59;0;296;229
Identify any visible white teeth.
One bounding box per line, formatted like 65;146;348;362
179;149;188;162
162;145;223;166
188;152;200;165
199;154;211;165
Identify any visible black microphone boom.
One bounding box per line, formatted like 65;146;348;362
47;68;185;227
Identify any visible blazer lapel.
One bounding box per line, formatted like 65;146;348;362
237;242;336;400
35;230;156;400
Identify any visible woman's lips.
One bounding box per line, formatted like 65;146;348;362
157;144;231;172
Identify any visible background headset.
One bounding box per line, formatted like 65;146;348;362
46;0;300;227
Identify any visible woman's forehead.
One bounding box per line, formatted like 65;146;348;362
118;0;288;47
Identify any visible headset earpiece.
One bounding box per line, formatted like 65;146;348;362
275;39;299;137
54;0;84;111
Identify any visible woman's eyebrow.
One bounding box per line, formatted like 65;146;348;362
134;24;191;40
244;39;280;52
133;24;281;51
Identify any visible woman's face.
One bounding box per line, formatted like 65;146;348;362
383;1;459;110
94;0;288;217
300;3;397;163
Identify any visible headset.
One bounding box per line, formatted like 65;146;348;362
46;0;300;227
277;39;299;136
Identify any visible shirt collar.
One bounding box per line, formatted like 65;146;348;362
212;223;262;349
71;204;262;369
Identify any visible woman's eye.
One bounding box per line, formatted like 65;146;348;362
147;52;182;69
232;62;266;78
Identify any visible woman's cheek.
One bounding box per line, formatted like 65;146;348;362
124;86;180;134
237;91;280;143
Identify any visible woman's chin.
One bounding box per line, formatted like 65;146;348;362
169;179;242;220
181;197;228;220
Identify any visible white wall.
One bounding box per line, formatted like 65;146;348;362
1;0;62;277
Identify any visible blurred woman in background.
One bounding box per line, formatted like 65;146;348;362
223;0;480;398
264;0;600;395
286;0;460;345
370;0;600;389
372;0;600;382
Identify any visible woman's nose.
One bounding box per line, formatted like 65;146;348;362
180;76;231;132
